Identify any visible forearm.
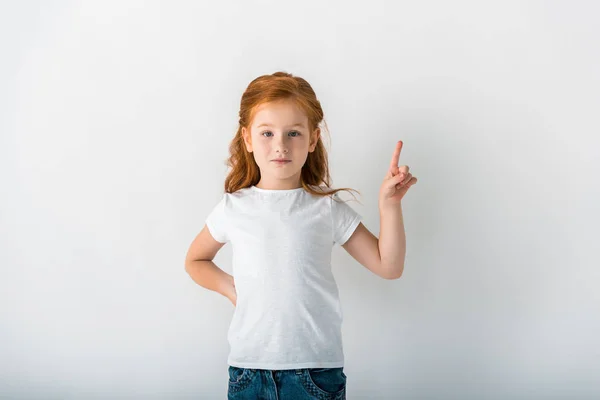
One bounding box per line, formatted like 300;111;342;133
185;260;236;301
378;204;406;278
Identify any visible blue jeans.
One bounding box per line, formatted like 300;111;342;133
227;366;347;399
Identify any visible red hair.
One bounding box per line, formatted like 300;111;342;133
223;71;360;201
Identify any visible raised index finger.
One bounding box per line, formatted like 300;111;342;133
389;140;403;171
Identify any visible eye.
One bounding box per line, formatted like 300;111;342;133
260;131;301;137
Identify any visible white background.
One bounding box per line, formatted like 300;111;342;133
1;1;599;399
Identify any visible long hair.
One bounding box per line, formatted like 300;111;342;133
223;71;360;201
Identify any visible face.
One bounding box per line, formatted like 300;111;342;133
242;99;320;189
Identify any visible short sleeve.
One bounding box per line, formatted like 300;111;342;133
205;194;229;243
331;193;362;245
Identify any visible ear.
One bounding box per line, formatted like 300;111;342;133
242;127;253;152
309;128;320;152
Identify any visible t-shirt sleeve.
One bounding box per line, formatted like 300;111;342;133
331;192;362;245
205;194;229;244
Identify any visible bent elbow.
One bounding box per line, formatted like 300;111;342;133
385;272;403;280
381;265;404;280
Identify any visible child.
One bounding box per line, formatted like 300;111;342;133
184;71;417;399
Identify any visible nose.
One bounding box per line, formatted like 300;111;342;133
275;138;289;154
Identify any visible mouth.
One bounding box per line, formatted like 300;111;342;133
272;159;291;163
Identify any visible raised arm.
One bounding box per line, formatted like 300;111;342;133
342;140;417;280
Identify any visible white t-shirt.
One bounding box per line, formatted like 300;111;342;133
205;184;362;370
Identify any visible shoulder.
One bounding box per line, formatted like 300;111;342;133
302;185;337;206
222;187;253;201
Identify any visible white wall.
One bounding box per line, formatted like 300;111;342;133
1;1;599;398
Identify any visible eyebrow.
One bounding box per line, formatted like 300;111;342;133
256;123;305;128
